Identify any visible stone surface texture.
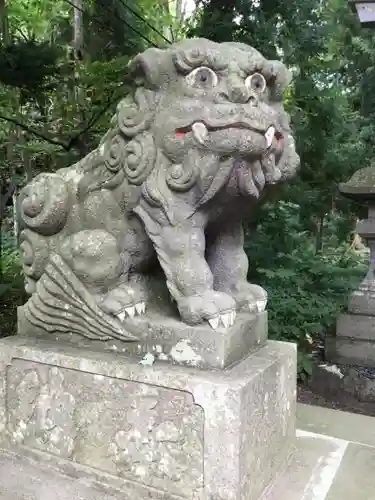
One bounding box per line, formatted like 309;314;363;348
0;336;296;500
17;37;299;343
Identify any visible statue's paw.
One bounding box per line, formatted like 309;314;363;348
228;283;267;313
177;291;236;330
96;283;146;321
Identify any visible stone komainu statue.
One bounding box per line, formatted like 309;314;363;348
17;38;300;342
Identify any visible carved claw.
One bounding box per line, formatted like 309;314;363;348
117;302;146;322
208;317;219;329
117;310;126;322
256;299;267;312
248;299;267;313
135;302;146;315
208;310;236;330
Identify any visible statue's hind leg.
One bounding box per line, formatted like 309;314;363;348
60;229;150;321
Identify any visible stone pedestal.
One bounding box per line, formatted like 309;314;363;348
0;336;296;500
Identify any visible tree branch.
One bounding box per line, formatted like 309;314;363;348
0;113;71;150
0;89;125;154
67;90;121;149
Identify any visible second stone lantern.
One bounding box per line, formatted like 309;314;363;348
327;166;375;367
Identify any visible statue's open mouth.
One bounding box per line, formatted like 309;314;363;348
176;121;284;150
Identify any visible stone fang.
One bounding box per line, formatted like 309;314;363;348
192;122;208;144
265;126;275;148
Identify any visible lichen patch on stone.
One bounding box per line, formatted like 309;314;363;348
170;340;203;366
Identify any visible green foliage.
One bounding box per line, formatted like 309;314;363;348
0;231;25;336
246;201;367;380
0;40;62;97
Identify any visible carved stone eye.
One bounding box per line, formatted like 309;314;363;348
245;72;267;93
185;67;218;88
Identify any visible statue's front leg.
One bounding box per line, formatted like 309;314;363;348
206;222;267;313
137;210;236;328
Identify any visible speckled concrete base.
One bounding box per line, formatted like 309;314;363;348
0;337;296;500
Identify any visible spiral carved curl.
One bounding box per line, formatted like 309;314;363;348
124;132;156;185
117;88;154;138
19;173;69;236
19;229;50;294
166;155;199;192
103;134;127;173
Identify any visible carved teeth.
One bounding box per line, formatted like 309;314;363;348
265;126;275;148
192;122;208;145
256;299;267;312
208;317;220;330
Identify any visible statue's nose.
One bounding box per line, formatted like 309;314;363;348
223;74;258;105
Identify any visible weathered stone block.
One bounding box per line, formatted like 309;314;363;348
336;313;375;340
348;292;375;316
0;337;296;500
325;314;375;368
326;332;375;368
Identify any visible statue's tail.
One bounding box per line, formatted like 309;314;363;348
18;172;70;294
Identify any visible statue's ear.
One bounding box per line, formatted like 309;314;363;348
266;60;293;101
128;48;174;89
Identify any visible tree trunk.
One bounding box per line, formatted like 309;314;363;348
73;0;84;60
315;215;325;254
71;0;90;155
0;0;9;44
0;0;16;240
72;0;84;108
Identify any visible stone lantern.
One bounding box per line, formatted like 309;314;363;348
326;167;375;367
349;0;375;27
